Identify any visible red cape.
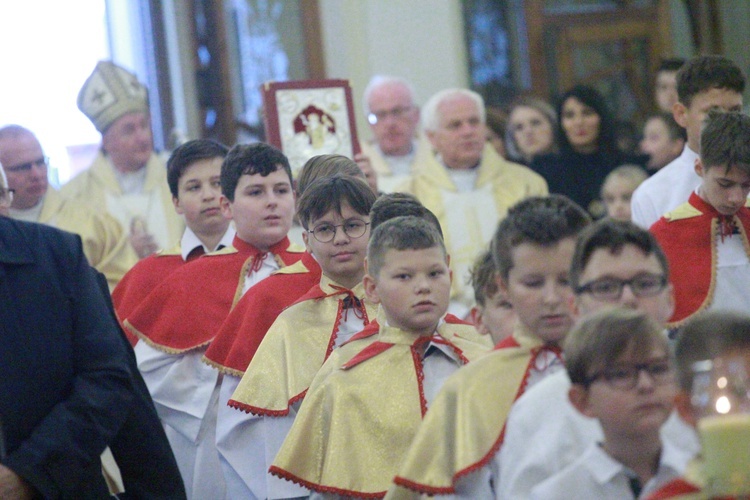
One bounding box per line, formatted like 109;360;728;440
125;236;304;353
112;252;185;346
644;478;701;499
650;192;750;327
203;252;322;375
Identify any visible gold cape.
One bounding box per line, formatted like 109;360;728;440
40;187;132;288
389;323;552;496
269;311;491;498
360;134;433;193
228;275;376;415
60;151;184;263
401;144;548;307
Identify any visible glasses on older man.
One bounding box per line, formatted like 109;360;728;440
308;219;370;243
5;156;48;173
0;187;15;208
367;106;414;125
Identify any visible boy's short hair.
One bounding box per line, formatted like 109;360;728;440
221;143;292;201
565;308;667;386
166;139;229;197
657;58;685;74
676;55;745;107
470;250;498;308
296;174;377;230
699;111;750;176
369;192;443;236
570;219;669;289
367;216;446;279
674;311;750;392
491;195;591;280
296;154;365;197
600;164;648;198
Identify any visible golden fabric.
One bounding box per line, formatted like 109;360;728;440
360;134;433;193
39;188;133;288
229;275;376;415
61;151;184;267
269;311;491;497
389;323;545;496
401;145;548;309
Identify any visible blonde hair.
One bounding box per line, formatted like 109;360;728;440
601;164;648;198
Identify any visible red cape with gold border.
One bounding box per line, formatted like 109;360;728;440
124;235;304;353
650;192;750;328
203;251;322;376
112;246;185;346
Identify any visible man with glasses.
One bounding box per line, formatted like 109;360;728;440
496;219;699;498
0;125;130;288
359;75;432;193
404;88;547;318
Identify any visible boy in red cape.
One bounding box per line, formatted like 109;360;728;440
112;139;235;344
650;111;750;328
125;143;303;499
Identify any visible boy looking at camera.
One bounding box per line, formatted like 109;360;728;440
268;216;491;498
125;143;304;499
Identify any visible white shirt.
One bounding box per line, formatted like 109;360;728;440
713;214;750;315
216;292;368;500
631;145;700;229
498;370;700;499
179;224;235;260
529;440;686;499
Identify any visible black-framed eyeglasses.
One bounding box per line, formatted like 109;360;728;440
585;359;674;390
575;274;667;301
308;219;370;243
0;187;15;208
5;156;48;173
367;105;414;125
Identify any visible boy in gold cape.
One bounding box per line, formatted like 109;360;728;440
269;216;491;498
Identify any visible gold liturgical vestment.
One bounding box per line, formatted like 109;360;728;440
269;312;491;498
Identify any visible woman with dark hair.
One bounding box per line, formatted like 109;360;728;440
533;85;636;217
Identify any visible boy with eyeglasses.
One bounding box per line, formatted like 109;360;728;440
650;111;750;328
499;220;698;498
222;175;377;498
529;308;682;498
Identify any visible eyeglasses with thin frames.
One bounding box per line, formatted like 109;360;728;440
367;106;414;125
585;359;674;390
308;219;370;243
575;274;668;301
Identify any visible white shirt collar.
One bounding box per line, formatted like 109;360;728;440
179;224;236;261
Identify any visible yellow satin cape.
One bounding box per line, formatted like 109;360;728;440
269;312;491;498
389;323;546;496
229;275;375;415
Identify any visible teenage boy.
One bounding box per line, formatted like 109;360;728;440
639;113;686;172
651;111;750;328
203;154;365;377
269;216;491;497
530;309;683;498
125;143;303;500
654;58;685;113
632;55;745;229
499;219;698;498
647;311;750;498
218;175;378;499
113;139;234;343
469;249;516;344
390;195;591;496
